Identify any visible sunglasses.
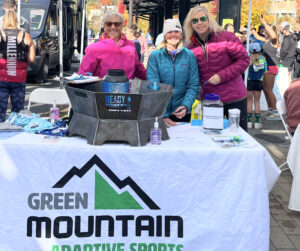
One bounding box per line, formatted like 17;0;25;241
105;22;121;28
191;16;208;24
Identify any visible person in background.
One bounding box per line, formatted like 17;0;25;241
279;21;289;44
184;5;249;131
0;0;30;33
284;78;300;135
294;32;300;79
224;23;234;33
155;32;164;47
0;10;35;122
147;19;199;126
247;43;268;129
125;26;141;61
78;11;146;80
145;28;153;46
251;17;281;120
134;26;149;64
280;24;297;83
251;25;265;51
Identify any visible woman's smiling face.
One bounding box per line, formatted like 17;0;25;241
191;10;209;36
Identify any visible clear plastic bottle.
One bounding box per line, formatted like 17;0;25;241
150;117;162;145
50;100;60;124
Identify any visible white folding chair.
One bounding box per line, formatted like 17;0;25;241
27;88;71;116
276;100;292;171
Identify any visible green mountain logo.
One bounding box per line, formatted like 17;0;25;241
53;155;160;210
95;171;142;209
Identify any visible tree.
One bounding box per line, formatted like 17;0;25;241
240;0;274;28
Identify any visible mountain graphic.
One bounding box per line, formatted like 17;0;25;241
53;155;160;210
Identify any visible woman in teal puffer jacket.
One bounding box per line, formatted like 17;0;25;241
147;19;200;126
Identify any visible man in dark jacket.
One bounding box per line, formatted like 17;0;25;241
0;0;30;33
280;24;297;82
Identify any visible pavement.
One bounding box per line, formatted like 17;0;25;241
248;115;300;250
4;62;300;250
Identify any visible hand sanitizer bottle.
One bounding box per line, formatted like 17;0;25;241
50;100;60;124
150;117;162;145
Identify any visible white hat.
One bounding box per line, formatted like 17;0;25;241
163;19;182;36
280;21;289;28
249;42;261;53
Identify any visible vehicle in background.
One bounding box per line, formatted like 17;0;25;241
0;0;87;83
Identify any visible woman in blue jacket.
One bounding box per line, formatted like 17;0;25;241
147;19;200;126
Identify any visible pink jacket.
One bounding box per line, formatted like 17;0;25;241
187;31;249;103
78;36;146;80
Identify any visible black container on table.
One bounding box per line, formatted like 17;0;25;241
65;80;173;146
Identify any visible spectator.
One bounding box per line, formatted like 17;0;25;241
125;27;142;61
145;28;153;46
247;43;268;129
251;25;265;50
284;78;300;135
294;32;300;78
280;24;297;83
251;17;281;120
0;0;30;33
147;19;199;126
155;32;164;47
224;23;234;33
0;10;35;122
130;24;149;63
78;11;146;80
184;5;249;131
279;21;289;44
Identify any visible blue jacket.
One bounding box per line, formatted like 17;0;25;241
147;45;200;118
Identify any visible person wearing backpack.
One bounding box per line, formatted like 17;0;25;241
280;24;297;82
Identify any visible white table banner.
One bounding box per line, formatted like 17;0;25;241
0;125;280;251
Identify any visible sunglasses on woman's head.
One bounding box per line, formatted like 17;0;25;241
105;22;121;27
191;16;208;24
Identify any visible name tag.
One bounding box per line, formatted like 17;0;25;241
253;63;264;71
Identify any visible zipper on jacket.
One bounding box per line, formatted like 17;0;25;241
164;48;178;115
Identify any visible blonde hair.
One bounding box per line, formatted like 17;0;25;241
183;5;223;45
3;10;18;29
250;53;261;65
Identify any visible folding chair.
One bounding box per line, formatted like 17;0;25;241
276;100;292;171
27;88;71;116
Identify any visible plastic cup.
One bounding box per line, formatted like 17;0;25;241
228;109;240;132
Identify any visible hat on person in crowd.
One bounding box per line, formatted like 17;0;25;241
258;25;265;32
280;21;289;28
3;0;16;8
249;42;261;53
163;19;182;36
283;24;290;31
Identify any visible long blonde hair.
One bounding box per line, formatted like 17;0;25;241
3;10;18;29
183;5;223;45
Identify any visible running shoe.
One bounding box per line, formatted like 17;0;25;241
266;113;281;121
254;122;262;129
261;110;273;118
247;122;253;129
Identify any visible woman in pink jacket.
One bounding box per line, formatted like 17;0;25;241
184;6;250;131
78;11;146;80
